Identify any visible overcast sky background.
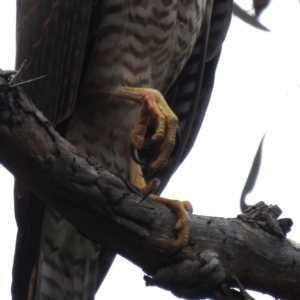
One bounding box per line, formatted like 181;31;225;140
0;1;300;299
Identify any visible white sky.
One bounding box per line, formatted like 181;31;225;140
0;1;300;299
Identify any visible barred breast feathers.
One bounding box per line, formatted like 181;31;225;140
84;0;207;94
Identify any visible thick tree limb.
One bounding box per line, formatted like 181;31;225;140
0;70;299;299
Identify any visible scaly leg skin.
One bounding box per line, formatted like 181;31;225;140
113;87;178;169
150;195;192;247
90;87;190;247
87;87;178;169
128;158;192;248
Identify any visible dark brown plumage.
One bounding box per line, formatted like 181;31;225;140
12;1;232;299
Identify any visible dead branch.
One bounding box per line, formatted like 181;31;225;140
0;70;299;299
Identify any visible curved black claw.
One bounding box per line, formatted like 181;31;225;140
130;141;160;166
130;126;181;168
130;141;159;179
130;143;148;166
130;138;160;168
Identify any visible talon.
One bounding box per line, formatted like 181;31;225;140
117;87;178;170
139;178;160;194
130;123;161;167
129;142;161;176
150;195;192;247
132;124;180;171
92;87;178;170
130;143;148;166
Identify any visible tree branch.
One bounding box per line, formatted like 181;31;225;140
0;70;299;299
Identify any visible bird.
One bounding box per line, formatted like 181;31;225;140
12;0;232;299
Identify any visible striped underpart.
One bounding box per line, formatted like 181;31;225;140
35;0;212;299
86;0;205;92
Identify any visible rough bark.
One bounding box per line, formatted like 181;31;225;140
0;70;299;299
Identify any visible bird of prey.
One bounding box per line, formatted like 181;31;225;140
12;0;232;299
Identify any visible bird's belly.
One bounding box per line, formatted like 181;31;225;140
68;0;207;179
34;1;209;298
85;0;205;93
72;0;208;166
36;98;139;299
67;97;140;178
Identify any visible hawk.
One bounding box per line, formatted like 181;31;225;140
12;0;232;299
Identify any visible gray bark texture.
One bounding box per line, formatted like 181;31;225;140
0;70;299;299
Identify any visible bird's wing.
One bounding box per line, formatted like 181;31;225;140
156;0;233;191
15;0;97;125
12;0;233;298
12;1;106;299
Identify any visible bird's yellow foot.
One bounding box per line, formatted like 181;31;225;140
114;87;178;170
127;159;192;247
150;195;192;247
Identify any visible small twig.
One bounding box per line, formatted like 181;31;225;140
10;75;47;88
9;60;27;85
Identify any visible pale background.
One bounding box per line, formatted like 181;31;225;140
0;0;299;299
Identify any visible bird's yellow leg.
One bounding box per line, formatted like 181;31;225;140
127;157;160;194
87;87;177;169
112;87;178;170
127;158;192;247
